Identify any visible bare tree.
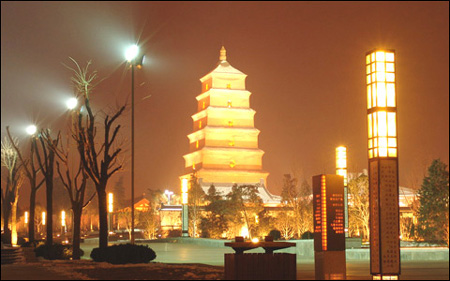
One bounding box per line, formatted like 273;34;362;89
1;137;24;245
281;174;313;238
274;212;295;240
66;58;125;249
348;174;370;240
6;126;44;242
34;129;59;246
45;133;96;259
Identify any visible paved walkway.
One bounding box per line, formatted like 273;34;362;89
1;264;82;280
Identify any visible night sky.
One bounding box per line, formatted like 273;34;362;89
2;2;449;204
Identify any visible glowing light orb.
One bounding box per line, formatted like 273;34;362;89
66;97;78;110
26;125;37;135
125;44;139;62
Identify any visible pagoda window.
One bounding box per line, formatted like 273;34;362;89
227;100;232;108
229;160;236;168
196;140;199;149
193;163;196;170
228;121;233;127
202;101;206;109
227;83;231;89
199;121;202;129
205;84;209;91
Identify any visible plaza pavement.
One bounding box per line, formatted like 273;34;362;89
2;241;448;280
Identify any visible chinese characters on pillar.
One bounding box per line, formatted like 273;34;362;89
313;175;345;252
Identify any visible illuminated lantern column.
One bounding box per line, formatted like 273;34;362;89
181;46;268;191
181;178;189;237
336;146;349;237
366;49;400;280
108;193;113;232
313;175;346;280
61;211;66;234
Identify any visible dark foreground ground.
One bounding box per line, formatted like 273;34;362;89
2;260;449;280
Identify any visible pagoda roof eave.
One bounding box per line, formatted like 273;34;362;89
199;61;247;83
191;107;256;120
187;126;260;141
196;88;251;101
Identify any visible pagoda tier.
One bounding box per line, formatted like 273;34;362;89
181;46;269;190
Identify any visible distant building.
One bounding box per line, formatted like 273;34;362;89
180;46;281;206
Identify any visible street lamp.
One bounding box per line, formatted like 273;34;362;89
125;44;144;244
66;97;78;110
366;49;400;280
165;190;174;205
26;125;37;136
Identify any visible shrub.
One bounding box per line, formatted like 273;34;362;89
90;244;156;264
35;243;84;260
21;240;45;248
268;229;281;240
301;231;313;239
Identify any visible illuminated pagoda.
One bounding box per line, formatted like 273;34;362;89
181;47;280;206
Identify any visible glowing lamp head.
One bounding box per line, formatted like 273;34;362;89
66;97;78;110
366;49;397;159
336;146;348;186
24;211;29;224
42;212;46;226
108;193;114;213
125;44;139;62
251;238;259;243
26;125;37;135
61;210;66;227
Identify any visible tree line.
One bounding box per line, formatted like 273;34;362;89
1;58;125;259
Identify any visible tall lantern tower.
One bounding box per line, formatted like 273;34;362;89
366;49;400;280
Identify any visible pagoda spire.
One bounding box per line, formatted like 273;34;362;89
219;46;227;61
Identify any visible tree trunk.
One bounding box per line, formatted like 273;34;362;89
46;177;53;246
2;206;12;244
97;188;108;249
72;206;83;260
29;189;37;242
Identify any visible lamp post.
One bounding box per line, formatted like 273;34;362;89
25;125;38;242
366;49;400;280
181;178;189;237
336;146;348;237
125;44;144;244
